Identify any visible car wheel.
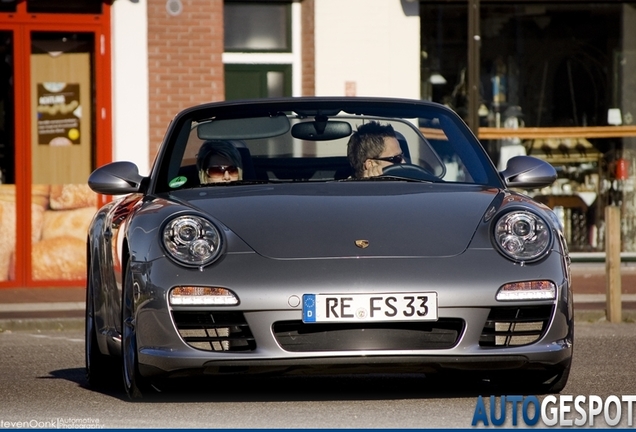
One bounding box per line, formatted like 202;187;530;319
538;358;572;394
121;260;151;399
488;358;572;395
85;260;118;388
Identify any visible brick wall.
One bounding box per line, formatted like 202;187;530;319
147;0;225;163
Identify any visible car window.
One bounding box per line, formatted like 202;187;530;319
157;107;500;191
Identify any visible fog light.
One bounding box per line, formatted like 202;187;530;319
169;286;239;305
496;280;556;301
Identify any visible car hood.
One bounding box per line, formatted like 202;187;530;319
171;183;499;259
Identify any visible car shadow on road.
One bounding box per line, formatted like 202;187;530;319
49;367;502;403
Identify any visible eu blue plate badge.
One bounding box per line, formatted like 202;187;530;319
302;294;316;323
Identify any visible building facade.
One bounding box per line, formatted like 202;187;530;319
0;0;634;287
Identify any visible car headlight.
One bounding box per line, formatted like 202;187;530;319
493;210;552;263
162;215;223;267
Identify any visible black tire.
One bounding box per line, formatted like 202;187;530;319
121;260;152;399
539;358;572;394
85;259;118;388
487;358;572;395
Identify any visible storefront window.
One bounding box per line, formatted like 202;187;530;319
0;31;14;282
421;2;636;253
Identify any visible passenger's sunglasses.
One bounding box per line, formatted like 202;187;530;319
206;165;239;177
373;153;404;164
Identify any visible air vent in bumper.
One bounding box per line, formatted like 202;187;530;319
479;305;554;347
171;311;256;352
273;319;464;352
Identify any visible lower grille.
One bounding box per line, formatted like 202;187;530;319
171;311;256;352
479;305;554;347
273;319;464;352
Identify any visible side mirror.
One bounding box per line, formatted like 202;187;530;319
500;155;557;189
88;161;147;195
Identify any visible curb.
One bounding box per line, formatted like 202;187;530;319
573;310;636;324
0;317;85;332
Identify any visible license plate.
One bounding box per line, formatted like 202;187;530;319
302;292;438;323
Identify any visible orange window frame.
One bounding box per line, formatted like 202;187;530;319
0;2;112;288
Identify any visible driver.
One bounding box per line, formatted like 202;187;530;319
346;121;405;178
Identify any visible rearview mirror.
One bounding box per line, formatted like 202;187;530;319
291;120;352;141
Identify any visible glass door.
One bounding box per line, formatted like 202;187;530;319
225;64;292;100
29;31;97;282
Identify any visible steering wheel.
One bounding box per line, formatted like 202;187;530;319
381;163;440;182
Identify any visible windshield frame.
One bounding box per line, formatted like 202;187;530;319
150;97;504;194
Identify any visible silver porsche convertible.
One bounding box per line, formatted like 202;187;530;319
86;97;573;399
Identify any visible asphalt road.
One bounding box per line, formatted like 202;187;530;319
0;323;635;429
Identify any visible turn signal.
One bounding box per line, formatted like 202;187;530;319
496;281;556;301
169;286;239;305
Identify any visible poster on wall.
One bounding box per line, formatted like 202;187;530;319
36;82;81;146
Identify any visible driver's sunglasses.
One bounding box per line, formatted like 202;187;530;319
373;153;404;164
206;165;239;177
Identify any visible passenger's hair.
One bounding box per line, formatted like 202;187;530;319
347;121;397;177
196;140;243;182
197;140;243;170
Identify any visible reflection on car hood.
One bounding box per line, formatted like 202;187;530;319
173;183;499;259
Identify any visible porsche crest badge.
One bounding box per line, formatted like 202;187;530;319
355;239;369;249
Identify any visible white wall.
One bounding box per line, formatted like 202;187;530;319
111;0;150;175
314;0;420;99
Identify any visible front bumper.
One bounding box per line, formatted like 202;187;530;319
131;249;573;377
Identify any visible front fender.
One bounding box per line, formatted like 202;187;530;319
88;194;144;343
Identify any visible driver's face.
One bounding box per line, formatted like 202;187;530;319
362;137;403;177
376;137;403;168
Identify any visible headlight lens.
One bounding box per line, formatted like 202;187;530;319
163;215;222;266
494;210;552;262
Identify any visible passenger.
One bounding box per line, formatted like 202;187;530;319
346;121;405;178
196;140;243;184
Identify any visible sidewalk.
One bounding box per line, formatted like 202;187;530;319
0;286;85;331
0;262;635;332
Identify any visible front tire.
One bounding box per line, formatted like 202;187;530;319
85;257;118;388
121;260;152;399
488;358;572;394
538;358;572;394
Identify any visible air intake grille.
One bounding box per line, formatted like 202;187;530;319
273;319;464;352
171;311;256;352
479;305;554;347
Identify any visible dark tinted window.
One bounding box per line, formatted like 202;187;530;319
27;0;102;14
224;2;290;52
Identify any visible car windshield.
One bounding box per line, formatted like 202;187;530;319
154;100;502;192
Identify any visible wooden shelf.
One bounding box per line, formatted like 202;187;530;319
534;194;589;210
478;126;636;140
526;154;599;164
